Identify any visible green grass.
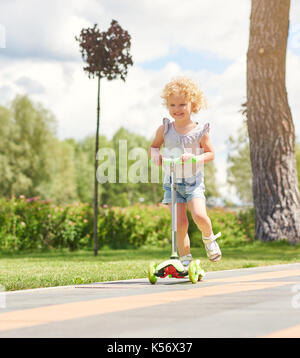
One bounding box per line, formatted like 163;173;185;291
0;240;299;291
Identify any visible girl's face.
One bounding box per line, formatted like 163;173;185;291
167;93;193;121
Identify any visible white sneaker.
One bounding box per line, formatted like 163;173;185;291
202;232;222;262
180;254;193;268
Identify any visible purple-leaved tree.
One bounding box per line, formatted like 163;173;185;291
76;20;133;255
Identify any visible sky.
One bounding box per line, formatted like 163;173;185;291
0;0;300;203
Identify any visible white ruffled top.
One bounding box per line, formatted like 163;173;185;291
161;117;210;179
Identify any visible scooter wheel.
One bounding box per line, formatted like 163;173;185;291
195;260;205;281
188;261;198;284
148;262;157;285
198;268;205;281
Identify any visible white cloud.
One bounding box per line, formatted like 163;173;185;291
291;0;300;24
82;0;252;63
1;0;252;63
1;0;90;60
14;76;46;94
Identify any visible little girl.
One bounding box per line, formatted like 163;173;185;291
149;76;222;266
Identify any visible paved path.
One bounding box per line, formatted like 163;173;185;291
0;263;300;338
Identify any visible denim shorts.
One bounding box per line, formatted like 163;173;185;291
162;173;206;204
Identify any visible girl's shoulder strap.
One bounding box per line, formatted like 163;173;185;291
200;122;210;136
163;117;171;135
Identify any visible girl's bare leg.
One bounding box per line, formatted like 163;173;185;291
167;202;190;257
187;198;212;237
188;197;222;262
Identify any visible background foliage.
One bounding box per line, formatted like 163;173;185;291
227;121;300;204
0;196;254;252
0;95;220;207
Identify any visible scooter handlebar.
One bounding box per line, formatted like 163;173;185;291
163;157;197;165
149;156;198;166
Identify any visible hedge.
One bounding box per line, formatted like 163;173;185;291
0;196;255;252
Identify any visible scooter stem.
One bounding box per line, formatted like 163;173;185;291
170;162;179;259
150;156;197;259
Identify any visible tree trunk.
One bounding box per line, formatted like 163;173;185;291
246;0;300;243
94;76;101;256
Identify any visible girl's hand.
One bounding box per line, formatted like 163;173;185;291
180;153;195;163
153;154;162;166
150;147;162;166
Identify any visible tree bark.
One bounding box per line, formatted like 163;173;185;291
94;76;101;256
247;0;300;243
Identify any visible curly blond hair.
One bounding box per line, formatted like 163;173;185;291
161;76;207;113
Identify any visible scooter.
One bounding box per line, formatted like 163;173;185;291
148;156;205;284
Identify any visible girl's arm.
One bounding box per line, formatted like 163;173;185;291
199;132;215;163
181;132;215;164
148;125;164;166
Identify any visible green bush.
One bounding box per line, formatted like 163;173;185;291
188;207;255;247
237;207;255;242
98;204;171;249
0;196;93;251
0;196;255;252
